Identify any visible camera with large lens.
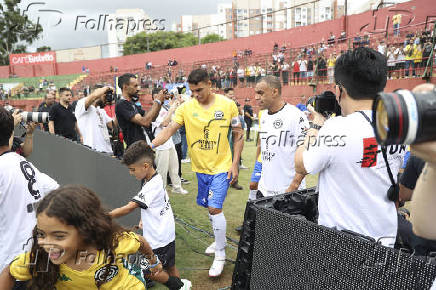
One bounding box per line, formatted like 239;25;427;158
306;91;341;117
95;84;115;103
105;89;114;103
5;105;49;123
372;88;436;145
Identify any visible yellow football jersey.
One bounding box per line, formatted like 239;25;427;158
174;94;239;174
10;232;146;290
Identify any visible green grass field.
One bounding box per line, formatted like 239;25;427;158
152;137;318;290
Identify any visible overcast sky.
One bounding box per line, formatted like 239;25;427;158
16;0;229;51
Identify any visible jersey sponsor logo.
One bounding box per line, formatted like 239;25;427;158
273;118;283;129
94;265;119;283
19;161;41;200
214;111;224;120
261;151;276;162
191;119;227;151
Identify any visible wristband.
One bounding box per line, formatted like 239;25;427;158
151;143;155;149
154;99;162;106
149;255;160;269
310;123;322;130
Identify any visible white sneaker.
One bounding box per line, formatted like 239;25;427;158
209;256;226;277
172;187;188;195
181;158;191;163
240;164;248;169
180;279;192;290
205;242;216;255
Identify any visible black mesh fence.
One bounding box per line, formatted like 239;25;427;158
232;189;436;290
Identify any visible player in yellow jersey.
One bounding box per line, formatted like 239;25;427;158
151;69;244;277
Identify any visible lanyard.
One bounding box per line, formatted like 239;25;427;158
357;111;398;201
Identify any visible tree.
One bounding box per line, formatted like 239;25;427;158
201;33;224;44
0;0;43;65
123;31;198;55
37;46;51;52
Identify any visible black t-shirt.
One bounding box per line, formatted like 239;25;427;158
400;155;426;190
115;99;146;147
307;60;314;71
243;104;253;121
38;101;55;131
49;103;77;140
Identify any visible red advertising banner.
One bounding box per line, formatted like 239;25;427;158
9;51;56;66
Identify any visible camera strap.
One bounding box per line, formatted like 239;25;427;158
357;111;399;202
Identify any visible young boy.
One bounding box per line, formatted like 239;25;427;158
110;140;191;290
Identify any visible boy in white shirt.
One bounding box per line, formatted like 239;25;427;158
110;140;191;290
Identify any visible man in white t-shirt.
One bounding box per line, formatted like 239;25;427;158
0;107;59;273
295;47;405;247
75;86;114;154
151;89;187;194
254;76;309;197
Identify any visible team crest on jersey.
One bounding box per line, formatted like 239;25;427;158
214;111;224;120
273;118;283;129
94;265;119;283
208;190;214;199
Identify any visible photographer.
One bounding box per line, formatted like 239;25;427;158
75;86;115;154
37;90;56;132
115;73;164;148
0;106;59;275
49;88;83;142
295;48;405;247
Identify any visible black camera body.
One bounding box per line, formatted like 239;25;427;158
95;84;115;103
105;90;114;103
307;91;341;117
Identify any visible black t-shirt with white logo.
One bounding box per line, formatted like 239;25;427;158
115;99;146;147
49;103;77;140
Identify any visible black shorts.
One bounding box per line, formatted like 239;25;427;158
153;240;176;269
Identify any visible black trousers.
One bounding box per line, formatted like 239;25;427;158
245;119;252;140
396;213;436;256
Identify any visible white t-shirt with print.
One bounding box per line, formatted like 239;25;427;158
0;152;59;272
132;173;175;249
258;104;309;196
152;106;175;151
75;98;113;153
303;110;404;247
